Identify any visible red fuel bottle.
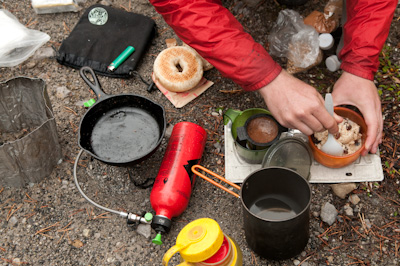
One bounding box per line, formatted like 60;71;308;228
150;122;207;245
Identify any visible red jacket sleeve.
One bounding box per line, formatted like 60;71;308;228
339;0;397;80
149;0;282;91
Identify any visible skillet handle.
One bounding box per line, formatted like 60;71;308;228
191;165;241;198
79;66;109;100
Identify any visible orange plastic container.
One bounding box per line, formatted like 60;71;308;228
308;107;367;168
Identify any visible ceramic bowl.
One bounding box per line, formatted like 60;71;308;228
308;107;367;168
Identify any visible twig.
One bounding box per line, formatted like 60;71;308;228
219;89;242;94
158;28;169;35
26;19;38;27
35;222;60;235
69;208;85;217
63;21;71;33
113;244;126;253
6;204;22;221
299;254;314;265
0;258;29;265
63;106;78;116
92;212;111;220
119;4;129;12
56;222;73;244
57;231;67;245
69;120;79;133
250;251;257;265
25;193;38;203
346;254;366;265
24;212;36;219
351;225;367;239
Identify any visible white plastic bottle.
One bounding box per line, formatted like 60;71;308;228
318;33;334;50
325;55;341;72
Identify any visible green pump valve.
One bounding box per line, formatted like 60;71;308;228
144;213;153;222
152;233;162;245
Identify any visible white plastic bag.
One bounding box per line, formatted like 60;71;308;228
268;9;319;69
0;9;50;67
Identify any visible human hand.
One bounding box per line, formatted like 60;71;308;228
332;71;383;155
258;69;341;136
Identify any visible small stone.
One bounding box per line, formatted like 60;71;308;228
55;86;71;99
364;219;372;229
344;204;354;216
99;0;112;6
349;194;361;205
213;142;222;153
8;216;18;227
136;224;152;239
71;239;84;248
33;47;55;60
293;259;301;265
83;229;91;238
94;233;101;239
26;61;36;69
330;183;357;199
165;124;174;138
320;202;338;225
211;112;219;117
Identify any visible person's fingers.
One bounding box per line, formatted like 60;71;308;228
364;109;383;155
333;112;344;124
289;121;314;136
360;105;382;155
332;71;383;156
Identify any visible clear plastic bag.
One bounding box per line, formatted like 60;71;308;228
0;9;50;67
268;9;319;69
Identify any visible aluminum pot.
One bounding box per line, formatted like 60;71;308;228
192;165;311;260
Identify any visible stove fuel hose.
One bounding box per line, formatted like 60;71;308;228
73;149;152;225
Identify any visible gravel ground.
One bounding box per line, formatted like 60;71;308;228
1;0;400;265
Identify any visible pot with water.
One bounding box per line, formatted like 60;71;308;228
192;165;311;260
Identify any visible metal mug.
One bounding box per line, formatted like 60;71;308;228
192;165;311;260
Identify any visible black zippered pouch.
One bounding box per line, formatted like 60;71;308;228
56;4;155;78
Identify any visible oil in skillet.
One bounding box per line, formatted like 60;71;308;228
90;107;160;162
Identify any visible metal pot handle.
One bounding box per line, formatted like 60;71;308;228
79;66;109;100
191;165;241;198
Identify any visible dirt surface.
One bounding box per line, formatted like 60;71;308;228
1;0;400;265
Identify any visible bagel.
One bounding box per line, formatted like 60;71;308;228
153;46;203;92
182;43;214;71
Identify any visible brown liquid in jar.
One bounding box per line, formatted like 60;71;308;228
246;117;278;144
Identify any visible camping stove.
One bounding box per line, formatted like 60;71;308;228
224;122;384;184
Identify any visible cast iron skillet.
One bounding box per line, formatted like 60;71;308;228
78;66;166;167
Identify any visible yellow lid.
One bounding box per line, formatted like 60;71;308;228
177;218;224;262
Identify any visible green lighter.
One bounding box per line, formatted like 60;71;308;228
107;46;135;72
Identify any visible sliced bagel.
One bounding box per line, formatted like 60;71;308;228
153;46;204;92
